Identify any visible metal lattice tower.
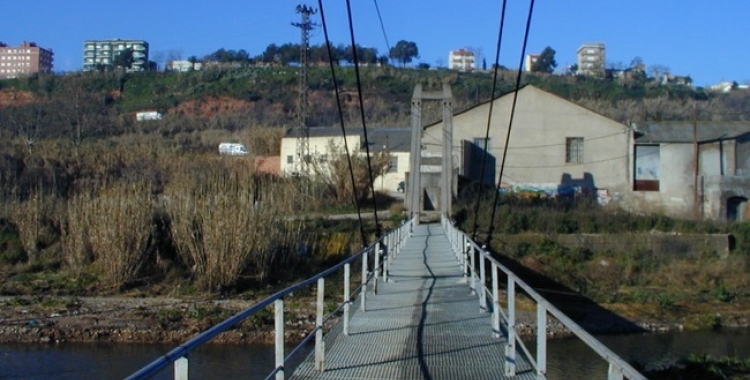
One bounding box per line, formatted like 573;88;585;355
292;4;316;176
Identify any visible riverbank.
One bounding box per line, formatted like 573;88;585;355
4;295;745;345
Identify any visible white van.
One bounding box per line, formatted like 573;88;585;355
218;143;248;155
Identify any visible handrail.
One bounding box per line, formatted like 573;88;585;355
125;217;415;380
441;214;646;380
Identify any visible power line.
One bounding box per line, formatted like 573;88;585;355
345;0;382;238
471;0;509;241
485;0;536;248
317;0;368;247
372;0;392;55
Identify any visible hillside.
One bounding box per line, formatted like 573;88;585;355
1;66;748;145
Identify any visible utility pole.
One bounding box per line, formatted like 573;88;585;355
292;4;317;178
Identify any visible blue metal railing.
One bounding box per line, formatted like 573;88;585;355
125;218;415;380
441;214;647;380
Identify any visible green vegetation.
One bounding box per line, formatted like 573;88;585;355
454;193;750;328
644;354;750;380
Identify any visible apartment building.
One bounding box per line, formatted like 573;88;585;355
576;42;606;77
83;39;149;71
0;41;54;79
448;48;475;71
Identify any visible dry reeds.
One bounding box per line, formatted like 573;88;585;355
166;157;304;291
61;181;154;288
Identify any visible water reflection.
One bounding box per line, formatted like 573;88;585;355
1;329;748;379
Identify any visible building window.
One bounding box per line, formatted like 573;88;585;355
634;145;660;191
388;156;398;173
287;155;293;164
565;137;584;163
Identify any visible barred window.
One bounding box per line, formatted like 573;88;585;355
565;137;584;163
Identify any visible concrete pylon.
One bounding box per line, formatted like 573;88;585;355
406;84;453;225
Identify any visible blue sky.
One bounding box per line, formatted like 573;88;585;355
4;0;748;87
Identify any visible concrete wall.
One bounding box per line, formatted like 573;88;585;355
423;85;632;202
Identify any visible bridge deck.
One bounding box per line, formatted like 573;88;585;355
291;224;536;380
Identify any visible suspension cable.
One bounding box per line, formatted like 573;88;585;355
372;0;392;55
317;0;368;247
485;0;536;248
345;0;383;238
470;0;509;242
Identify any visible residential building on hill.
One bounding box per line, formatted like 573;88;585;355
448;49;475;71
577;42;605;77
165;60;202;72
0;41;54;79
83;39;149;72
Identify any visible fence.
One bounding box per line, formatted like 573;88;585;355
441;214;647;380
125;218;415;380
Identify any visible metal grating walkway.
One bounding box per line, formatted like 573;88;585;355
291;224;536;380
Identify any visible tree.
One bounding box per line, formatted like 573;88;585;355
389;40;419;67
531;46;557;73
113;48;135;71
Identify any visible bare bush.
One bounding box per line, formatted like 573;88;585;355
312;140;391;204
11;191;55;264
167;158;304;291
60;192;93;278
71;182;154;288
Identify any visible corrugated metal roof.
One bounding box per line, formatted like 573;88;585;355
286;127;412;152
635;122;750;144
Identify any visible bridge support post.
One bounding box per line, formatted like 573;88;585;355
537;304;547;379
492;263;500;338
175;357;188;380
506;274;517;376
344;263;350;336
315;278;326;371
275;299;285;380
479;246;487;312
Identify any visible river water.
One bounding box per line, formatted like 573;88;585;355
1;328;749;379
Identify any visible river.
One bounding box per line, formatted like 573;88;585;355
1;328;749;379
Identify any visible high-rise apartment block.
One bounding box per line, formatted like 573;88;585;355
448;48;475;71
83;39;149;71
0;41;54;79
576;43;605;77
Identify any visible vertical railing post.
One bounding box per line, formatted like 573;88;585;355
174;357;188;380
492;262;500;337
374;242;380;295
463;240;469;284
608;363;624;380
360;248;368;311
383;237;389;283
344;263;350;336
537;303;547;380
275;299;285;380
469;244;476;295
315;278;325;371
506;274;517;376
479;247;487;312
